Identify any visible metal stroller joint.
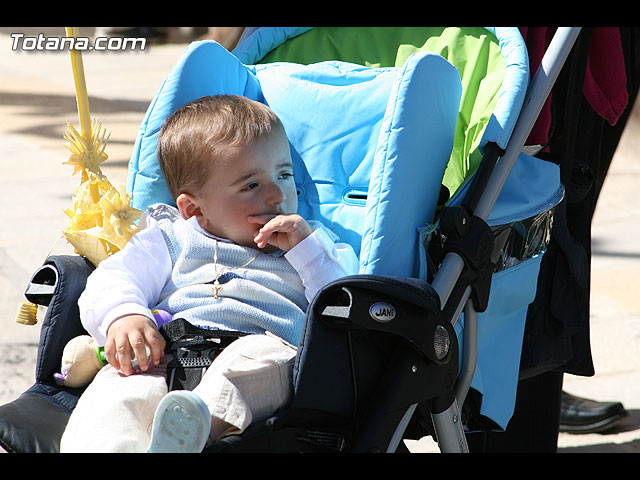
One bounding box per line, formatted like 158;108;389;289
438;206;494;314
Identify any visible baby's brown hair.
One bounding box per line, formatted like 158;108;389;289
158;94;286;200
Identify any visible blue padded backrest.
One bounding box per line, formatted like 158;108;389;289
127;41;462;278
252;54;461;277
360;55;461;276
250;61;397;254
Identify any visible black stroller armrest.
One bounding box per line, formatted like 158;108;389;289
291;275;460;450
27;255;95;385
314;275;454;365
0;255;95;453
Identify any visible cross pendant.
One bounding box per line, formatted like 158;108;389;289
212;278;222;300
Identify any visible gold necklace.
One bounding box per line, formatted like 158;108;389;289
211;240;261;300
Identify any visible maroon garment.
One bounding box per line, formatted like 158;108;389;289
584;28;630;125
519;27;628;148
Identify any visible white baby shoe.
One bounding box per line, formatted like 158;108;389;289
146;390;211;453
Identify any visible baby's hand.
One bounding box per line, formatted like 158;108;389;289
248;214;312;252
105;314;166;376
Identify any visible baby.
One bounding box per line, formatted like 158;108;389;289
60;95;359;452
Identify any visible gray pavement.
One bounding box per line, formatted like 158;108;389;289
0;27;639;453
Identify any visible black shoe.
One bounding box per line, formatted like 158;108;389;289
559;391;628;434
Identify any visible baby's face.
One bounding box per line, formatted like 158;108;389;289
189;132;298;250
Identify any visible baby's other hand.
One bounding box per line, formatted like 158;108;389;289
248;214;312;252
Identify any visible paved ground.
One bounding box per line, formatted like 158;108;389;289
0;27;638;453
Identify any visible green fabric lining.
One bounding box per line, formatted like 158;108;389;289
259;27;506;198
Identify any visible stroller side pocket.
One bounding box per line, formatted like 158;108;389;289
461;253;545;431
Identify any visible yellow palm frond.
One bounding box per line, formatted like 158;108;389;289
63;119;110;175
61;27;141;266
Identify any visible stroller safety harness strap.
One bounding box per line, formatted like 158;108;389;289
160;318;246;391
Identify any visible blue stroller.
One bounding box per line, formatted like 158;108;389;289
0;26;580;453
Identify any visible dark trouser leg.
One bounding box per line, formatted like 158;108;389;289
466;371;563;453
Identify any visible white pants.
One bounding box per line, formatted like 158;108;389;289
60;333;297;453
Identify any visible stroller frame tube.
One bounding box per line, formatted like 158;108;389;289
427;27;582;453
455;295;478;407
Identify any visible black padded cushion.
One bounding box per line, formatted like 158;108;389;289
0;390;71;453
0;255;93;453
